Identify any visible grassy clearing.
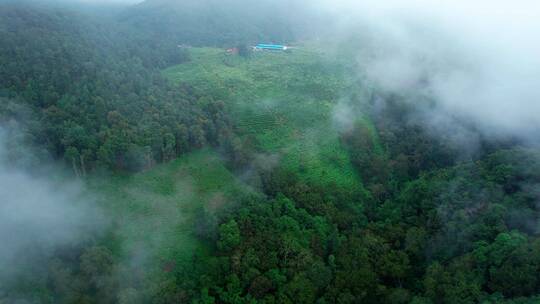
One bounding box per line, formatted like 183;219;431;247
87;149;247;272
164;46;365;190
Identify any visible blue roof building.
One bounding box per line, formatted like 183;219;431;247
255;44;288;51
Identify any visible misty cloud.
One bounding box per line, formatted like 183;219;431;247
9;0;145;6
319;0;540;140
0;128;104;280
332;102;356;133
77;0;143;3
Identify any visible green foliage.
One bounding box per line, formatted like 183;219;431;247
3;2;540;303
218;220;241;252
237;44;251;58
163;46;363;193
0;4;231;173
122;0;311;47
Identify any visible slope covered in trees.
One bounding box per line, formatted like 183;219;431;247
0;2;231;173
120;0;316;47
159;47;540;303
2;1;540;304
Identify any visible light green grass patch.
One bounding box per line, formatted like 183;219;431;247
88;149;247;274
164;46;366;191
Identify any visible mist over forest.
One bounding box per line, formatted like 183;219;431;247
1;0;540;303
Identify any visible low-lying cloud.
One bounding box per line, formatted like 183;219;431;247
320;0;540;140
0;127;104;281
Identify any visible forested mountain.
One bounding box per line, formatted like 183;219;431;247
0;2;231;173
120;0;315;46
2;1;540;304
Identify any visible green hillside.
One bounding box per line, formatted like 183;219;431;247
87;149;248;277
87;46;370;276
164;47;365;190
6;1;540;303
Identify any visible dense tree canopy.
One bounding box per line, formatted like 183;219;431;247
2;1;540;303
0;3;232;173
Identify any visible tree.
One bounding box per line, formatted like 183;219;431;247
237;44;251;58
218;219;241;252
65;146;81;177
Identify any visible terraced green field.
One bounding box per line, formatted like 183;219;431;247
164;47;365;190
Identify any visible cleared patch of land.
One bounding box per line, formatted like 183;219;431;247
88;149;247;276
164;47;364;190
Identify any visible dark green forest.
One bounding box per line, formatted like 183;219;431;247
1;1;540;303
0;2;234;174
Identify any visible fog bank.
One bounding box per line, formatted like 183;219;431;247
321;0;540;140
0;128;104;280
